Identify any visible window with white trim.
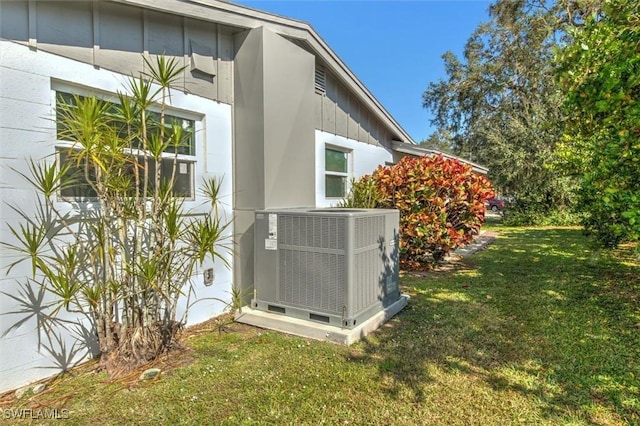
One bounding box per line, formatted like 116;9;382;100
55;90;197;200
325;147;350;198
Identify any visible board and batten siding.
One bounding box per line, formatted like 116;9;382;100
0;39;234;393
315;68;393;148
0;0;236;104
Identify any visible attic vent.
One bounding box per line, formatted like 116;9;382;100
190;39;216;77
315;67;327;95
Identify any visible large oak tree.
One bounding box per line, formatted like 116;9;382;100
422;0;592;217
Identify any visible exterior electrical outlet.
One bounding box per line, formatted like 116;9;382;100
253;208;400;329
203;268;215;286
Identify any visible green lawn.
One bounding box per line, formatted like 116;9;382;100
4;224;639;425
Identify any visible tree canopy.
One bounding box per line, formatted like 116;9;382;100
422;0;640;244
555;0;640;246
423;1;572;211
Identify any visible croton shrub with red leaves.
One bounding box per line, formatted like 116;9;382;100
366;155;494;270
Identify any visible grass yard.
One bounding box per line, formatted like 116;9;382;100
3;223;639;425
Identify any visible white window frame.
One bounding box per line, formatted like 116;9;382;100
324;145;352;199
52;82;200;201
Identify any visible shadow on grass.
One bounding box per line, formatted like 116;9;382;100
347;227;640;423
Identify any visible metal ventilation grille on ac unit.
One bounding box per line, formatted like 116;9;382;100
279;250;345;313
278;214;346;313
279;215;345;249
355;215;385;249
353;215;386;313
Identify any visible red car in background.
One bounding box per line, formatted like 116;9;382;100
487;198;506;212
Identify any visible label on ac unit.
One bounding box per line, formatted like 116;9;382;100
265;239;277;250
268;214;278;239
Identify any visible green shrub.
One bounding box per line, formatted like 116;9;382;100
502;209;584;227
338;176;379;208
347;155;494;269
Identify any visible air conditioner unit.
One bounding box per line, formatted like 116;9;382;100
253;208;400;329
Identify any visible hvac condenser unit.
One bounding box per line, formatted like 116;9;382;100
253;208;400;329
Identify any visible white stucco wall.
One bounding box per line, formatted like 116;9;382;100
315;130;393;207
0;40;234;392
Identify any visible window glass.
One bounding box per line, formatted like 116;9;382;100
325;148;348;173
57;148;193;199
56;92;195;156
325;175;346;198
55;90;196;199
324;147;349;198
58;148;98;199
147;111;196;156
160;158;192;197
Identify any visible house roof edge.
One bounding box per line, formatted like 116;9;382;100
112;0;415;144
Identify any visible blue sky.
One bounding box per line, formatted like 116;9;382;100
235;0;493;142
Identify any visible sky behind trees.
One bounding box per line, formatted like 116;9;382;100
236;0;492;142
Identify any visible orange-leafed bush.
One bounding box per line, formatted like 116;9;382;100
368;155;494;269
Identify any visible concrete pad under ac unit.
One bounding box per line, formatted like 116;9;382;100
235;294;409;345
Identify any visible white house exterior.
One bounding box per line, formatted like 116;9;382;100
0;0;448;392
0;38;235;392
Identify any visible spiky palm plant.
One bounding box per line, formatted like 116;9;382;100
3;55;231;376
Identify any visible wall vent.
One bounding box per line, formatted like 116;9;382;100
315;67;327;95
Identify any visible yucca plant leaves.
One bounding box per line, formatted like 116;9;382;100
1;55;231;375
